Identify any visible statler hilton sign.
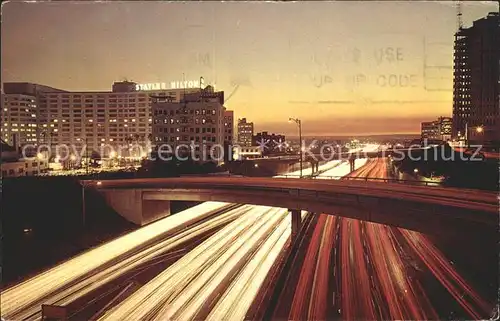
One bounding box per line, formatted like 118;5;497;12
135;78;205;91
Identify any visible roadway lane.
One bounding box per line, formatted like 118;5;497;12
97;206;307;321
0;202;239;320
273;157;493;320
274;157;371;320
398;229;492;319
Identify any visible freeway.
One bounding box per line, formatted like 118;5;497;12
1;157;355;321
96;159;358;320
2;154;495;320
272;158;493;320
0;202;238;320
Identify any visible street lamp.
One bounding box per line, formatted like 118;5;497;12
80;180;102;229
466;123;484;147
289;117;303;178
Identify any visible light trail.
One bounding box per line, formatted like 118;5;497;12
1;201;235;320
399;228;491;319
205;211;307;321
340;218;378;320
28;204;250;320
316;158;368;179
284;153;373;320
98;206;299;321
275;159;343;177
282;156;490;320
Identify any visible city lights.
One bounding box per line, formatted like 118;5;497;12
1;2;498;320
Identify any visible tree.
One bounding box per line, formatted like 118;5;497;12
90;151;101;167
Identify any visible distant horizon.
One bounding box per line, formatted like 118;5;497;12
279;133;420;139
2;1;496;136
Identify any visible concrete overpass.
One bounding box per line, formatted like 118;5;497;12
88;177;498;236
251;147;443;173
261;147;452;162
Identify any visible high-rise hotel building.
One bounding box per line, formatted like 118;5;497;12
151;86;230;163
452;12;500;146
1;94;39;147
1;81;201;158
1;83;66;151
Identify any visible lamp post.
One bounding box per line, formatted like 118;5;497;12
289;117;303;178
466;123;484;148
80;180;101;228
85;137;89;175
81;182;87;228
465;122;469;148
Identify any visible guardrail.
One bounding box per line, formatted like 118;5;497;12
278;175;444;186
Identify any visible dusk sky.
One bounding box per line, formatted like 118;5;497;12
1;1;497;136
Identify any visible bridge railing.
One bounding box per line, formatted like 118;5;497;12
277;175;444;187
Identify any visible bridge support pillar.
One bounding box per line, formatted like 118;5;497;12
289;208;301;241
102;189;171;226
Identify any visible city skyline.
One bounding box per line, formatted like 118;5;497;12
1;1;498;135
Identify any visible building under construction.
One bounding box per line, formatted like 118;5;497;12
452;11;500;147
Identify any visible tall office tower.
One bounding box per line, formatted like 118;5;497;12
223;110;234;144
237;118;254;147
152;85;226;163
452;12;500;146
